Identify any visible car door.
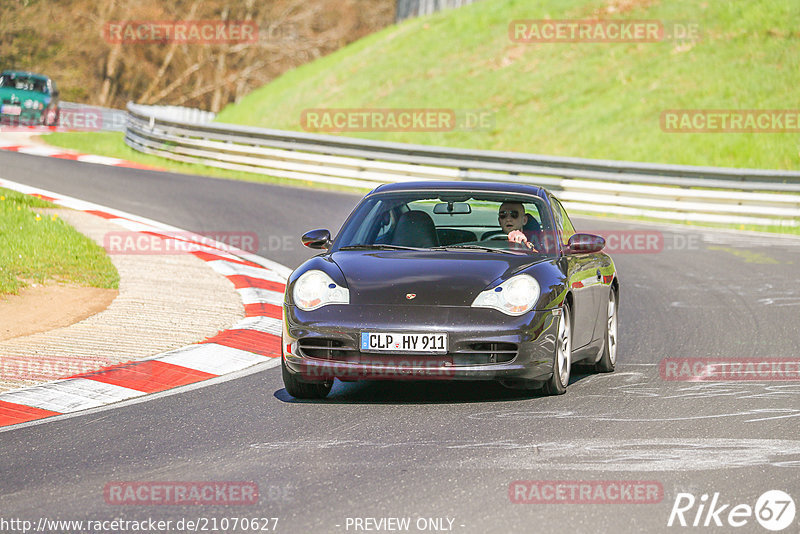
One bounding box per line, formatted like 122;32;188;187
560;201;613;342
552;197;599;349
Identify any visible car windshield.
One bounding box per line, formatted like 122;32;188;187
0;75;48;93
333;190;559;257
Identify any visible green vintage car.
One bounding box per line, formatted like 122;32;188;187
0;70;60;126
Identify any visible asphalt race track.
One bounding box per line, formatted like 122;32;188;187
1;150;799;533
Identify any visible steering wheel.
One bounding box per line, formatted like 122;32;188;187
488;232;543;251
482;230;505;240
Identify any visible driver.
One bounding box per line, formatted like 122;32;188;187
498;201;538;251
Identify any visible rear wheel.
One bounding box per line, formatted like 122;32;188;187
281;357;332;399
542;303;572;395
594;288;618;373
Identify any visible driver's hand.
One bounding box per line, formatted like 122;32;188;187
508;230;538;252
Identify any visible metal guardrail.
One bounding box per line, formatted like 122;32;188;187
125;102;800;227
396;0;482;22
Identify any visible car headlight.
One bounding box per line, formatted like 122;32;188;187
471;274;540;316
292;270;349;311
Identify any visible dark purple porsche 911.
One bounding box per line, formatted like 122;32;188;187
281;181;619;398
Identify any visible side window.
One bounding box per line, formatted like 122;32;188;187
524;204;541;228
552;198;575;245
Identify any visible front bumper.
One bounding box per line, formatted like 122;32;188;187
0;109;44;125
282;304;560;384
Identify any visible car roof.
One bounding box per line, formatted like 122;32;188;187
0;70;50;81
369;181;550;200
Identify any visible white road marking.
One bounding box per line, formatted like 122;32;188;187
207;260;287;283
155;343;270;375
232;316;283;336
75;155;124;165
0;379;146;413
237;287;284;306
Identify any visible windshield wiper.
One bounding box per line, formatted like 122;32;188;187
432;244;521;255
339;244;424;251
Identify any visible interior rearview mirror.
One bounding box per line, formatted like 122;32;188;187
433;202;471;215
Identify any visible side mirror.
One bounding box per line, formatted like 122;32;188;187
301;228;331;250
567;233;605;254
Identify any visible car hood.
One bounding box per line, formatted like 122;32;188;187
0;88;49;104
330;250;545;306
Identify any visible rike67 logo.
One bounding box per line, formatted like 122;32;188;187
668;490;796;531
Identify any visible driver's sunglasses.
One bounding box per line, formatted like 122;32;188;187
498;210;520;219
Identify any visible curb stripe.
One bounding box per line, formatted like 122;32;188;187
232;316;283;336
228;275;286;293
0;401;60;427
237;287;284;306
191;250;264;268
70;360;216;394
244;303;283;319
155;344;270;375
0;178;289;429
0;140;164;171
0;379;147;413
85;210;121;220
207;260;287;283
202;330;281;358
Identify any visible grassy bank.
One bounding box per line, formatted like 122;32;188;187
0;187;119;295
216;0;799;170
41;0;799;235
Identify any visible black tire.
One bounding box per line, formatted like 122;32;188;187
281;357;332;399
44;108;59;127
542;302;572;395
594;288;618;373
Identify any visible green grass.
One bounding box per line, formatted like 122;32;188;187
215;0;800;170
42;132;369;194
42;0;800;235
0;187;120;295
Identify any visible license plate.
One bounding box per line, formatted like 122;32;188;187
361;332;447;353
1;105;21;116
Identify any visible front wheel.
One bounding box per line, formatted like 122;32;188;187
542;303;572;395
44;108;59;126
281;357;332;399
